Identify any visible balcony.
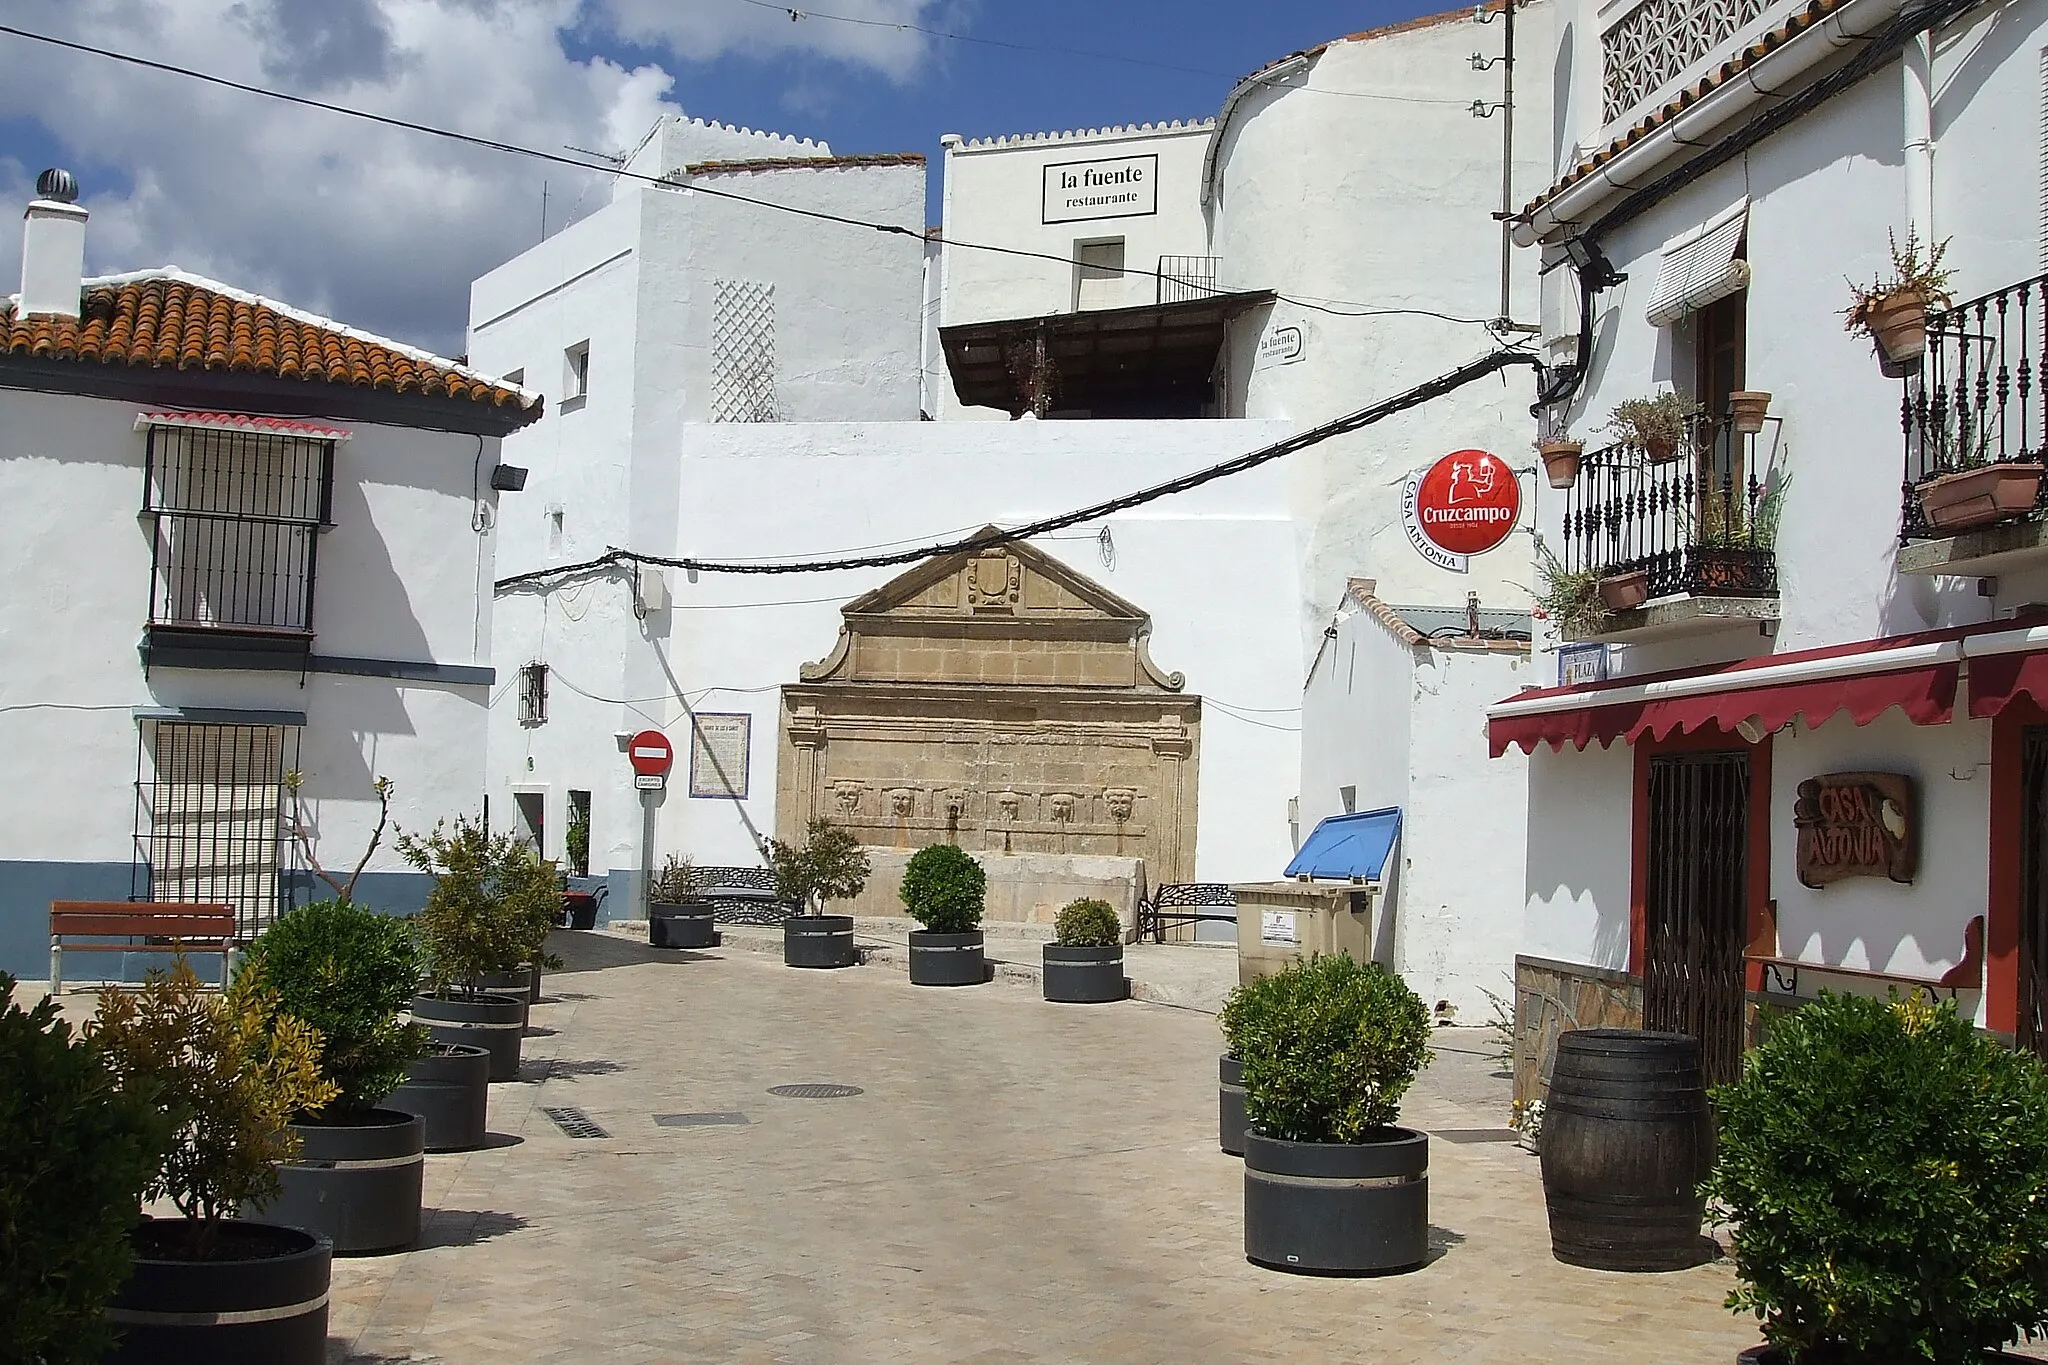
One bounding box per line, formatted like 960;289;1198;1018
1556;410;1782;642
1156;256;1221;305
1896;276;2048;577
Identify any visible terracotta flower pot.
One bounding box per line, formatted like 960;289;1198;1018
1917;463;2046;532
1540;440;1584;489
1640;435;1682;464
1598;570;1650;612
1864;288;1929;365
1728;391;1771;435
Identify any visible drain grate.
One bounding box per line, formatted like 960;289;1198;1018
654;1112;750;1127
767;1083;864;1100
1433;1128;1522;1144
543;1106;611;1139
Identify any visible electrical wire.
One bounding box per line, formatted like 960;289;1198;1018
497;347;1545;586
0;23;1496;329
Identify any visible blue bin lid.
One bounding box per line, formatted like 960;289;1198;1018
1283;807;1401;882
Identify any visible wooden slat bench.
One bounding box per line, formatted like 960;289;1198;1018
49;902;237;996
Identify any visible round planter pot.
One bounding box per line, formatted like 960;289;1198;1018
479;969;535;1028
106;1219;331;1365
412;991;525;1081
785;914;857;969
907;929;985;986
650;899;717;949
562;892;598;931
385;1044;490;1152
1244;1128;1429;1275
1540;441;1583;489
252;1109;424;1256
1042;944;1125;1003
1218;1054;1247;1157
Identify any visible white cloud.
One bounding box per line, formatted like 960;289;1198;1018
596;0;951;83
0;0;943;355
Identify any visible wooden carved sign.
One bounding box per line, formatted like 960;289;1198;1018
1794;772;1917;888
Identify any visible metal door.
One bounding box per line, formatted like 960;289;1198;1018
2018;728;2048;1057
1644;750;1751;1086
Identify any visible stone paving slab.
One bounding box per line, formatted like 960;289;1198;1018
320;937;1770;1364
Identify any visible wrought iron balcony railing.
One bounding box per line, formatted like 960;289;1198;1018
1559;410;1782;601
1901;275;2048;541
1156;255;1221;305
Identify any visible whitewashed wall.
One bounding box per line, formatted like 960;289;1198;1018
1519;738;1635;968
1298;595;1415;835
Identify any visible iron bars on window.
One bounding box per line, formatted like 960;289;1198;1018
1155;255;1221;305
132;721;295;943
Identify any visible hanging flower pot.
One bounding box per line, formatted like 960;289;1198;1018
1916;463;2046;532
1540;439;1584;489
1598;569;1650;612
1864;290;1929;366
1728;391;1772;435
1844;232;1951;374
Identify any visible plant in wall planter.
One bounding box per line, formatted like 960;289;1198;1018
1844;229;1954;372
239;900;431;1255
1706;991;2048;1364
768;818;872;969
1913;411;2043;533
0;973;171;1365
1538;436;1585;489
90;959;340;1365
1042;898;1126;1004
1221;954;1434;1274
648;854;716;950
901;843;987;986
1605;393;1699;464
399;814;562;1081
1598;569;1651;612
1534;544;1610;639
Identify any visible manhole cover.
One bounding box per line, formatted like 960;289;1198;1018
654;1112;750;1127
542;1106;611;1139
767;1083;864;1100
1432;1128;1521;1144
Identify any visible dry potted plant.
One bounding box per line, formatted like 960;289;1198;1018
901;843;987;987
767;818;872;969
649;854;715;950
1844;229;1954;370
1535;543;1611;638
1605;393;1699;464
90;958;339;1364
1042;898;1126;1004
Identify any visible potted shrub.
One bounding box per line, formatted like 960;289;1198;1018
1605;392;1698;464
1042;898;1126;1003
90;958;339;1364
1535;544;1610;640
1221;954;1434;1274
1706;991;2048;1363
649;854;716;950
901;843;987;986
767;817;872;969
1844;229;1954;371
1539;435;1584;489
399;814;560;1081
240;900;430;1254
0;973;170;1365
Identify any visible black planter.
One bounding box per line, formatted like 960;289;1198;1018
412;991;525;1081
1244;1128;1429;1275
479;969;535;1028
908;929;985;986
106;1219;331;1365
785;914;857;968
251;1109;424;1255
650;899;717;949
1218;1054;1247;1157
386;1044;490;1152
562;892;598;930
1042;944;1126;1002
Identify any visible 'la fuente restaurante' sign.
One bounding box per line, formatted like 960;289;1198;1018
1402;449;1521;572
1042;154;1159;224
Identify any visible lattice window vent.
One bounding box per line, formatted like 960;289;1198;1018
711;279;777;423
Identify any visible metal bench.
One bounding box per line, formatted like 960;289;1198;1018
49;901;237;995
1135;884;1238;944
691;867;797;925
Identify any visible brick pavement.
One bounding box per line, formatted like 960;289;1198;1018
322;935;1766;1364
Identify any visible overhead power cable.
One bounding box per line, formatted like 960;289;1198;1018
0;22;1493;329
496;348;1545;588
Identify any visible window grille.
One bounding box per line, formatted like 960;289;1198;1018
143;426;332;634
711;280;777;422
519;661;549;728
133;721;294;942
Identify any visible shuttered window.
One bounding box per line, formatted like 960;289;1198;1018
1644;200;1750;327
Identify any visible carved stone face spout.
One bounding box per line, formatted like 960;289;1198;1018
997;792;1020;822
889;788;915;818
833;782;862;815
1049;793;1075;822
944;791;967;821
1105;788;1135;823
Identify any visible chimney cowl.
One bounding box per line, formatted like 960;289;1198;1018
19;170;87;320
34;168;79;204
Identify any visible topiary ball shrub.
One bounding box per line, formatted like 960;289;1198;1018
0;974;171;1365
899;843;986;934
1054;898;1122;948
1219;954;1431;1145
240;900;428;1118
1705;990;2048;1365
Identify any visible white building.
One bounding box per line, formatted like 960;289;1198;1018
1495;0;2048;1086
0;174;540;981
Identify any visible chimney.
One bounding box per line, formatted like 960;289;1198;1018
19;168;85;320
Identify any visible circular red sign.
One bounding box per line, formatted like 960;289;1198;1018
1413;449;1520;556
627;729;674;777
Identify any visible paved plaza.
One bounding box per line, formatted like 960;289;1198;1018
314;931;1768;1364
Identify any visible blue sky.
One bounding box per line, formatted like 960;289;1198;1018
0;1;1470;354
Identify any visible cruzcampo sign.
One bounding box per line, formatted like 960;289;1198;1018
1402;449;1521;572
1794;771;1917;888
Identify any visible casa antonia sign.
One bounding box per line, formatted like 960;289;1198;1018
1794;772;1917;888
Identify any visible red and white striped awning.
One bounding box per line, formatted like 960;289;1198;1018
134;411;351;441
1487;618;2048;757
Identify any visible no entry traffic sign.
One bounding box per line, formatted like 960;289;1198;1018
1402;448;1521;572
627;729;674;778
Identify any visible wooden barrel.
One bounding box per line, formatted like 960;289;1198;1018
1539;1028;1714;1272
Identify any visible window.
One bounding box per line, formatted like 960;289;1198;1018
519;661;549;728
136;721;292;941
563;343;590;404
1074;238;1127;312
711;280;777;423
567;790;591;877
143;424;333;639
513;791;545;855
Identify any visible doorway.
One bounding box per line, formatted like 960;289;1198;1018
2018;727;2048;1056
1644;749;1751;1086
